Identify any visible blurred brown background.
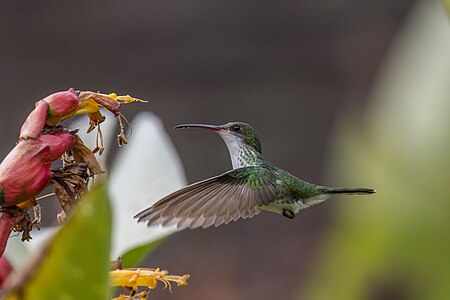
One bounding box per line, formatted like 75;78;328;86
0;0;415;299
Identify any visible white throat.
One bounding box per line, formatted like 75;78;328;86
219;133;260;169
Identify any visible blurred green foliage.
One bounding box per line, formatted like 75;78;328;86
303;1;450;299
5;185;112;299
442;0;450;16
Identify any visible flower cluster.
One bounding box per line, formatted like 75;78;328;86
0;90;189;298
0;88;145;256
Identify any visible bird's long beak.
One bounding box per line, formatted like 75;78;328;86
174;123;224;131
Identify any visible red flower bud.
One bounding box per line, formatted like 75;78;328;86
19;100;49;140
20;89;81;139
44;88;81;126
0;140;52;206
39;131;76;161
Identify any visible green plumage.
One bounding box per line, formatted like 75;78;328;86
135;121;376;229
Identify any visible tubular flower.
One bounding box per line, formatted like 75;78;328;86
41;88;81;126
110;268;189;298
19;100;49;140
0;130;77;208
0;140;52;207
20;89;80;139
38;130;76;161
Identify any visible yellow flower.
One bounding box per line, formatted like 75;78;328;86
110;268;189;297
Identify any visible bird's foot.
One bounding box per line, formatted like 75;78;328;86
282;209;295;219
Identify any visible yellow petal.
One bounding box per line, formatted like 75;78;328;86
107;93;147;104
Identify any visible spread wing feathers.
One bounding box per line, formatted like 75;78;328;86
135;166;278;229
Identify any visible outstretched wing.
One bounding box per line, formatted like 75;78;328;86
135;166;278;229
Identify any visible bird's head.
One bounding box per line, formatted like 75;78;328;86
175;121;262;155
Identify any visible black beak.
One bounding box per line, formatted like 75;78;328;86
174;123;224;131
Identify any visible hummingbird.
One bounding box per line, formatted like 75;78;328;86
135;122;376;229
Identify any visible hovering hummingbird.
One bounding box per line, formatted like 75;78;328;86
135;122;375;229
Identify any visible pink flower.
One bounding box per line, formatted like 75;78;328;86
39;131;76;161
20;89;80;139
19;100;49;140
44;88;81;126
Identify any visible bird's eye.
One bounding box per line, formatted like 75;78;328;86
231;125;241;132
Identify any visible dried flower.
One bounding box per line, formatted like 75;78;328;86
51;163;89;223
78;91;146;148
78;92;146;117
69;135;104;175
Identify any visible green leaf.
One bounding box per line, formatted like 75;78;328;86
120;238;167;269
5;184;112;299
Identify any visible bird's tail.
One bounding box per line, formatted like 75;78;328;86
324;187;376;195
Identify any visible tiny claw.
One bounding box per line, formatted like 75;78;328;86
282;209;295;219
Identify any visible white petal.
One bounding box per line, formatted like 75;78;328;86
109;112;187;258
